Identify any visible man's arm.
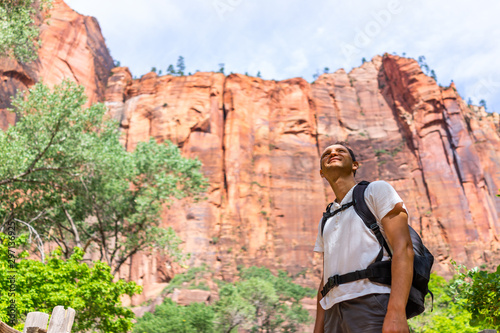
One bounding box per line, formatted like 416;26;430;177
313;255;325;333
381;202;414;333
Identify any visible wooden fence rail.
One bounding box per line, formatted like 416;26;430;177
0;306;75;333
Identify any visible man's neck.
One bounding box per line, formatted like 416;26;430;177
328;176;357;203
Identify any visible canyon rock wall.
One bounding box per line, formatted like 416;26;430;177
0;0;114;130
1;0;500;305
105;56;500;304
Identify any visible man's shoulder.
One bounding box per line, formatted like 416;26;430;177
364;180;396;193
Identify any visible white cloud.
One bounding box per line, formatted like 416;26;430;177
65;0;500;112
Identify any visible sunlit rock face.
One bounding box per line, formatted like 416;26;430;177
107;54;500;305
0;0;113;129
1;0;499;306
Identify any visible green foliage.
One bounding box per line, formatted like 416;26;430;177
0;233;141;332
217;267;313;332
430;69;437;82
417;55;430;75
167;64;176;75
0;0;52;62
139;266;313;333
479;99;487;110
166;56;186;76
0;80;208;274
215;283;255;333
218;63;225;75
239;266;316;301
134;298;215;333
374;148;389;157
453;263;500;330
409;273;476;333
163;265;209;294
410;266;500;332
176;56;185;76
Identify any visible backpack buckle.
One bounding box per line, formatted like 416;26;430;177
321;274;341;297
370;223;380;232
327;275;339;289
341;203;351;210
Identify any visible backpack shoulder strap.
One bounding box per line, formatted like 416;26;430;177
321;201;355;236
320;202;334;236
353;181;392;260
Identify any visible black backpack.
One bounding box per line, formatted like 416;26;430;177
320;180;434;319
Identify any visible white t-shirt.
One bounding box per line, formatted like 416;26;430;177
314;180;407;310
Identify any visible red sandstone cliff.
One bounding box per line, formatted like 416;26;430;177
1;0;500;306
105;57;500;304
0;0;114;129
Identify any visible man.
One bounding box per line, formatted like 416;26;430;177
313;142;414;333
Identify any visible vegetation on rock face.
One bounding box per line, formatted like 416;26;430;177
0;80;208;274
134;298;215;333
0;233;141;332
134;266;315;333
0;0;52;62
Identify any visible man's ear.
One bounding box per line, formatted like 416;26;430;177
319;169;325;178
352;161;359;172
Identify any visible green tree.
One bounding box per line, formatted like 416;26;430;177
218;63;225;75
430;69;437;82
409;273;476;333
0;0;52;62
215;283;255;333
0;80;208;274
176;56;185;76
0;233;141;332
479;99;487;110
135;266;313;333
215;267;313;332
417;55;430;75
453;264;500;330
167;64;176;75
133;298;215;333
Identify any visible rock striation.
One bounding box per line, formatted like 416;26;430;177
1;0;499;306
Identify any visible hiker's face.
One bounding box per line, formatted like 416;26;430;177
319;144;357;176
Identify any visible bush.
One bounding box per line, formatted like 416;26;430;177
133;298;214;333
0;233;141;332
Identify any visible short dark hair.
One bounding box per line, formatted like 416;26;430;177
335;141;356;162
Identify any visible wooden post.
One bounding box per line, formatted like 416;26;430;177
23;313;48;333
0;306;75;333
0;322;21;333
46;306;75;333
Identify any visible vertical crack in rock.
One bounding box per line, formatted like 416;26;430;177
58;57;80;84
440;106;466;193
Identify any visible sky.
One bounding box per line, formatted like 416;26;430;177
65;0;500;113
